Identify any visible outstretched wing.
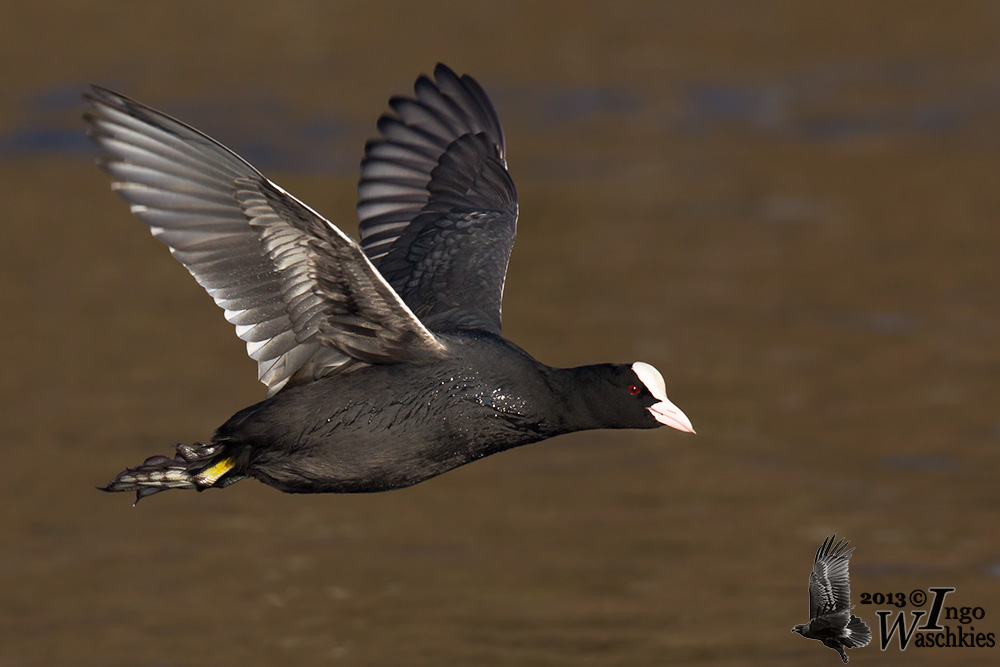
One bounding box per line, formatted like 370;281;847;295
808;535;855;621
357;64;518;335
85;87;446;396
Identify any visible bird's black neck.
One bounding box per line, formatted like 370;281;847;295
540;364;620;435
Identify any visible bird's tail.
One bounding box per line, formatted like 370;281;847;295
844;614;872;648
100;443;245;505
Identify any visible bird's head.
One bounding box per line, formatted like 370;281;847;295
791;623;806;635
630;362;695;433
559;361;695;433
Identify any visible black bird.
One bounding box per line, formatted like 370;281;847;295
85;65;694;504
792;535;872;663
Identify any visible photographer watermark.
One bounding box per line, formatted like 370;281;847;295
868;587;996;650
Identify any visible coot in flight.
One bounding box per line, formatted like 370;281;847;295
85;65;694;503
792;535;872;662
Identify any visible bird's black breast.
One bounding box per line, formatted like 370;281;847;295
213;333;551;493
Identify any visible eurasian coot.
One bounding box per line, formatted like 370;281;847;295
86;65;694;503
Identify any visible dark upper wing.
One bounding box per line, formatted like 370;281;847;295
808;535;855;621
357;64;518;335
85;87;445;396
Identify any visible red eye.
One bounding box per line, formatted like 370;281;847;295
629;384;640;395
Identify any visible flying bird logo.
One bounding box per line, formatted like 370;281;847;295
792;535;872;663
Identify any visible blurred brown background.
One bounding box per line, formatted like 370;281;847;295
2;1;999;665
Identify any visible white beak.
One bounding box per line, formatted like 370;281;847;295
648;398;695;433
632;361;695;434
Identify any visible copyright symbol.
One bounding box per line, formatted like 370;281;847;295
910;589;927;606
